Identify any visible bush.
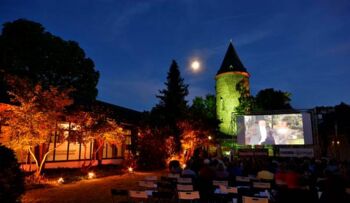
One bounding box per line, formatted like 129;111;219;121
0;144;25;203
136;131;169;170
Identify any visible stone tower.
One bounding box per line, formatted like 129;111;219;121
216;42;250;135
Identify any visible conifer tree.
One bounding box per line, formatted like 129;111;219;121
153;60;189;152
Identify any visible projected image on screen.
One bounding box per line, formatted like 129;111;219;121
242;114;305;145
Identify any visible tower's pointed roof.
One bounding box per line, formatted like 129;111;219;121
217;42;248;75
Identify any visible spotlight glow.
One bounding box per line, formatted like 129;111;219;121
57;177;64;184
88;172;95;179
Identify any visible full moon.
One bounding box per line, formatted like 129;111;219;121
191;60;201;72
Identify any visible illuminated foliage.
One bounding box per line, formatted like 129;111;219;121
216;73;248;135
235;79;257;115
67;109;125;168
2;77;73;179
136;128;170;170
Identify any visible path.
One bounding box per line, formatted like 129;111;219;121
22;171;166;203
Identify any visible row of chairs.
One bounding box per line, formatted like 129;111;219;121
111;174;271;203
111;189;269;203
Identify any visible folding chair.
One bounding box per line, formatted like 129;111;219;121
177;177;192;184
236;176;251;187
218;185;239;203
111;189;128;203
178;191;200;202
168;173;181;178
219;185;238;194
213;180;229;187
236;176;251;183
129;190;148;202
177;184;194;191
252;182;271;189
242;196;268;203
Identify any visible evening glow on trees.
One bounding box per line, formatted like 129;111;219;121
3;77;73;179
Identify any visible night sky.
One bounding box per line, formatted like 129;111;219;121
1;0;350;111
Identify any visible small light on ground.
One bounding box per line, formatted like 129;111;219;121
128;167;134;173
88;172;95;179
57;177;64;184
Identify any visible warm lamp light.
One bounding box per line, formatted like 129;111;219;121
208;136;212;140
182;164;186;169
88;172;95;179
128;167;134;173
57;177;64;184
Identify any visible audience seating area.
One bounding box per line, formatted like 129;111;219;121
111;156;350;202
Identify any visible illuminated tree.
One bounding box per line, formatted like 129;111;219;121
2;77;73;179
67;109;125;168
235;79;258;114
91;117;125;166
136;127;171;170
66;110;95;170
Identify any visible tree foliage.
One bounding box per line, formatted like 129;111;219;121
255;88;292;110
0;19;99;105
136;127;172;170
190;94;217;120
0;144;25;203
2;77;73;178
153;60;189;152
235;79;258;114
66;108;125;169
235;82;293;114
318;102;350;157
155;60;189;121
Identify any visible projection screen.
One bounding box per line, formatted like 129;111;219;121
237;113;313;145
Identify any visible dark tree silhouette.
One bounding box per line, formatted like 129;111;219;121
153;60;189;152
255;88;292;111
318;102;350;157
0;19;99;105
0;144;25;203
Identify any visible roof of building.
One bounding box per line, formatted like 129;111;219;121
217;42;248;75
94;100;141;125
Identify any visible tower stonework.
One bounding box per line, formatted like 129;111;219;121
216;42;250;136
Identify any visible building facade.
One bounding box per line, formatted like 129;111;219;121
0;100;140;170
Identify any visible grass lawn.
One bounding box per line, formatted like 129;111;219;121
22;170;167;203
